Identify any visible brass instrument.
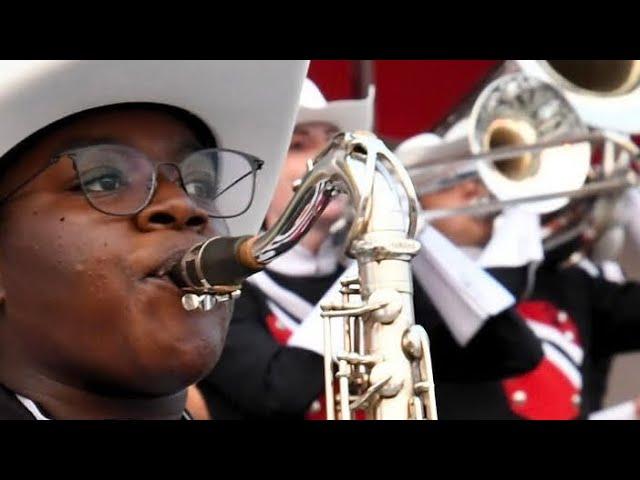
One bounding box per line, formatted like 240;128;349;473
436;60;640;136
397;73;640;226
317;133;436;420
516;61;640;134
513;61;640;260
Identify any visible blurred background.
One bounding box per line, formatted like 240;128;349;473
308;59;640;407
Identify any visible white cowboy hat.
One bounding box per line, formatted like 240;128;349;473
295;78;375;132
0;60;309;235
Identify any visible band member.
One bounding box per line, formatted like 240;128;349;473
196;79;543;420
547;189;640;416
396;131;640;420
0;60;308;419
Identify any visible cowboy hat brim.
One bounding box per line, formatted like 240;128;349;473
0;60;309;235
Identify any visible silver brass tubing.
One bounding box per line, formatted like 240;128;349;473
423;174;636;222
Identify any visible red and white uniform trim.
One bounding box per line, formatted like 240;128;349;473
502;300;584;420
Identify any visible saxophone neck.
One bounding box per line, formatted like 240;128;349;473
250;131;419;264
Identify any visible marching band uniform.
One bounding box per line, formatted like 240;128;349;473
437;235;640;420
196;78;551;420
197;227;543;419
394;128;640;420
582;187;640;418
568;254;626;414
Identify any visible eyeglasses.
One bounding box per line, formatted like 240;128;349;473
0;144;264;218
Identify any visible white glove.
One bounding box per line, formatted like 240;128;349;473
477;206;544;269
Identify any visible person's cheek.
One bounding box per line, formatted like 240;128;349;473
0;211;130;362
291;151;316;177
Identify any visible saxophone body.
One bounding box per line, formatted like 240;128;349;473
317;132;437;420
171;131;437;420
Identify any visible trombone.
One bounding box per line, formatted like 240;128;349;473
396;73;640;225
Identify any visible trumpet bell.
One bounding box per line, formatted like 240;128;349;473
466;74;592;214
516;60;640;133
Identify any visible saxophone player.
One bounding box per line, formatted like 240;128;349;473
0;60;307;420
195;79;544;419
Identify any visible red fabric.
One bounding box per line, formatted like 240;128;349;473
264;312;366;420
305;393;328;421
502;300;582;420
502;358;580;420
516;301;581;345
374;60;499;140
308;60;500;142
264;313;366;420
265;313;292;345
307;61;356;101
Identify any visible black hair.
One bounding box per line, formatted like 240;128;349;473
0;102;218;180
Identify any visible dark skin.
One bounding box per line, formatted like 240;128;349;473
0;109;232;419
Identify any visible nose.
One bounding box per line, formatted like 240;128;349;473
461;179;488;199
135;166;209;233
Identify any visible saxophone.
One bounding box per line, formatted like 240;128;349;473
169;131;437;420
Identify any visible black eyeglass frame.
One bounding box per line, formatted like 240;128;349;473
0;146;265;219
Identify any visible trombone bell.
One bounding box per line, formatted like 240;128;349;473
517;60;640;133
468;73;591;214
483;118;540;181
544;60;640;97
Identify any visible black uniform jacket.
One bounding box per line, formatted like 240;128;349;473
199;267;543;419
436;255;640;420
0;384;194;420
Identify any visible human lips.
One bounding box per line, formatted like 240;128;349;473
140;247;192;293
146;249;188;278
